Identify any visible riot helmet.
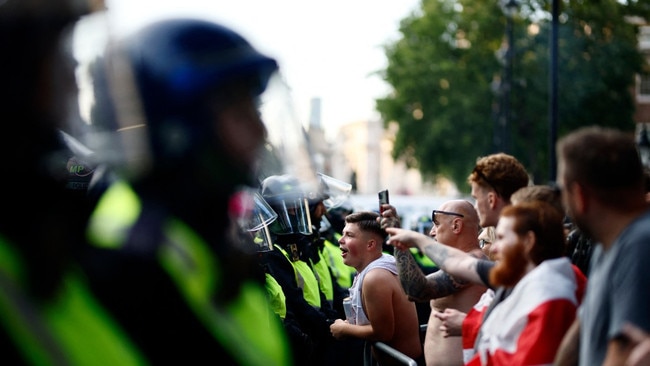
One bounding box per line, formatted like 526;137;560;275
84;16;319;196
261;175;313;236
234;189;278;252
317;173;352;210
102;18;276;182
304;173;352;231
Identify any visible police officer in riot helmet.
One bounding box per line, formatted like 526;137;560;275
0;0;151;364
260;174;354;364
82;17;294;365
0;0;93;292
96;18;279;276
262;175;316;257
241;189;321;366
261;174;362;366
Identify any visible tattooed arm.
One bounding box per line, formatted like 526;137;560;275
387;228;486;286
394;247;480;302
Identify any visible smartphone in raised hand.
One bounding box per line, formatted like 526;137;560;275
378;189;389;213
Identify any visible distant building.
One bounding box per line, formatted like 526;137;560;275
306;97;330;175
306;97;458;196
326;119;456;196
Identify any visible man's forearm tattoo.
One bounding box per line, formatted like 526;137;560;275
395;248;428;298
422;243;449;267
394;247;466;301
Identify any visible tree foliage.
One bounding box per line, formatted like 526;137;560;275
377;0;648;190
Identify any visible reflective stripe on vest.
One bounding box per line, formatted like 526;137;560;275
311;250;334;303
87;180;141;249
0;236;147;365
265;273;287;319
87;181;291;366
275;245;321;308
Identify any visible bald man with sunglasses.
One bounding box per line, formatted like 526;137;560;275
380;153;529;365
386;200;487;366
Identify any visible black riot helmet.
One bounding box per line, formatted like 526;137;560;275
95;18;279;190
85;16;324;217
261;175;313;236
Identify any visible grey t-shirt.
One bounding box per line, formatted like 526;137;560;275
579;209;650;366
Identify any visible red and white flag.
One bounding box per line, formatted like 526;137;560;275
466;258;582;366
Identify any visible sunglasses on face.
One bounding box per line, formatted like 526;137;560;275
431;210;464;226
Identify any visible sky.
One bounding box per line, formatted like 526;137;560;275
103;0;421;140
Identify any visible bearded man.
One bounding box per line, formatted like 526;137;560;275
387;200;586;365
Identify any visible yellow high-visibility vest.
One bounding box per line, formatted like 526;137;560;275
275;244;321;308
0;235;147;365
87;180;292;366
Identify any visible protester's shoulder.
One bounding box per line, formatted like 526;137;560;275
364;266;399;288
633;209;650;234
633;208;650;228
619;209;650;251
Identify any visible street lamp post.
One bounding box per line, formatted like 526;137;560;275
638;123;650;169
549;0;559;182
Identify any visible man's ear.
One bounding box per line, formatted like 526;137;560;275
488;191;498;209
523;230;535;254
452;218;462;233
570;182;588;214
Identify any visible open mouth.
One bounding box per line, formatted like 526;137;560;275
340;247;348;257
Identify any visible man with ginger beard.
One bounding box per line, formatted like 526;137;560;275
386;201;584;365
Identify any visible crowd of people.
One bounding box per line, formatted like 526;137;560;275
3;1;650;365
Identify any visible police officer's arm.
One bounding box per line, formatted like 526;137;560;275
387;228;484;286
394;247;468;302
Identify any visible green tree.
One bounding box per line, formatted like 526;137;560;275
377;0;647;189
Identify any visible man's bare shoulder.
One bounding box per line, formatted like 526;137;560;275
364;266;398;282
363;267;400;291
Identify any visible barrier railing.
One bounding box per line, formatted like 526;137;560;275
366;323;428;366
372;342;418;366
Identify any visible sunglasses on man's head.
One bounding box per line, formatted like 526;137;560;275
431;210;464;226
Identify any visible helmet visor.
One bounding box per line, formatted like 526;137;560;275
235;189;278;232
256;74;319;192
271;196;313;235
318;173;352;210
